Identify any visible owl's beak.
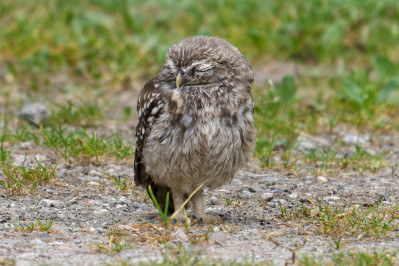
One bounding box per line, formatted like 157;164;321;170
176;71;184;88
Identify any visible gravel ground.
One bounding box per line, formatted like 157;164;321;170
1;127;399;265
1;64;399;265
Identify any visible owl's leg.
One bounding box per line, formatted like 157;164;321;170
171;188;185;222
192;189;205;221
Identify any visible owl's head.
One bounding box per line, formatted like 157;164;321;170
161;36;253;90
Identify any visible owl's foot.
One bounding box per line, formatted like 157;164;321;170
191;189;220;224
192;214;221;224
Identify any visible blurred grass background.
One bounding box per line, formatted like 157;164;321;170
1;0;398;84
1;0;399;165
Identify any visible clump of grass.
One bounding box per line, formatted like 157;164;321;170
13;121;135;162
0;257;16;266
334;55;399;129
49;99;104;127
0;122;13;165
145;185;202;242
0;158;57;193
280;202;399;239
255;76;307;167
106;173;132;192
156;244;205;266
15;218;54;233
300;144;386;176
299;249;397;266
225;197;241;207
91;233;133;254
36;218;55;232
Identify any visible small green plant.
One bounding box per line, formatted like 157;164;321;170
158;244;204;266
145;184;203;242
36;218;54;232
0;116;13;165
225;197;241;207
108;136;135;160
91;234;133;254
15;218;54;232
106;174;132;191
15;221;36;232
79;131;107;162
330;236;344;250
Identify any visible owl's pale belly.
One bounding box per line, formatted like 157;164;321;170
142;108;253;193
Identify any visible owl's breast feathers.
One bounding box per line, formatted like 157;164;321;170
135;79;254;193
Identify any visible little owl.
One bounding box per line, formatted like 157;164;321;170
134;36;255;222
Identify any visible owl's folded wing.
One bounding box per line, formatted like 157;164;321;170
133;78;174;212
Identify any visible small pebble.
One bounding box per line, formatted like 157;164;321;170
40;199;62;207
272;188;285;195
317;176;328;183
19;102;49;126
298;139;317;150
172;228;188;242
343;134;369;145
31;232;49;239
59;169;67;178
89;169;103;177
209;196;218;205
260;177;278;185
30;238;46;245
261;193;273;202
231;179;242;185
210;231;228;243
377;190;390;202
323;196;340;202
86;181;100;186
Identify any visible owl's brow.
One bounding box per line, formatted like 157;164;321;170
166;59;212;73
182;61;212;72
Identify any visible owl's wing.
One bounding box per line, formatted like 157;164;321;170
134;78;174;212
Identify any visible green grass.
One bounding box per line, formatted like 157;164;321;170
15;218;55;233
299;249;397;266
279;201;399;239
49;99;104;127
91;234;134;254
1;0;399;163
1;119;135;162
1;0;399;82
0;158;57;193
